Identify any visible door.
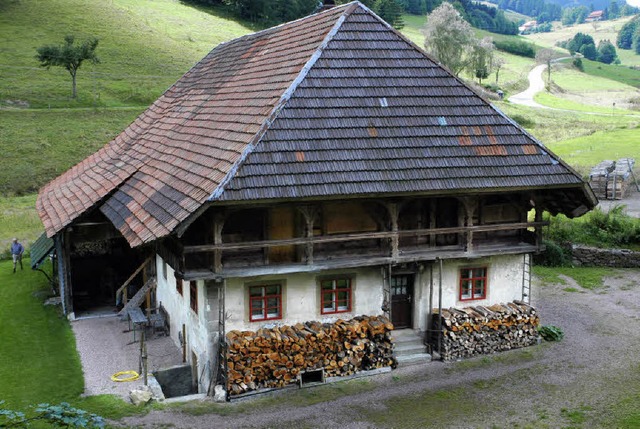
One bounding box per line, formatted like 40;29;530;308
391;275;414;329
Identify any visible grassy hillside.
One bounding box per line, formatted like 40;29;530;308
0;0;253;108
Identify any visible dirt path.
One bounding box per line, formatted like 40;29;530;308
508;64;549;108
116;269;640;428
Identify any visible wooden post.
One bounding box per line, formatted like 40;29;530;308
297;206;318;265
385;203;400;260
534;203;543;250
429;200;436;248
182;324;187;363
458;197;477;251
213;213;225;274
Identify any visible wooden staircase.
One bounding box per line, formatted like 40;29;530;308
118;277;156;317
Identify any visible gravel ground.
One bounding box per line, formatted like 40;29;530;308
598;187;640;218
112;269;640;428
71;315;182;398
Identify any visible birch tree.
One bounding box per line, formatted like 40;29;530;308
422;2;474;76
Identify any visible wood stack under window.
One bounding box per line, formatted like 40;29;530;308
226;315;396;396
430;301;540;361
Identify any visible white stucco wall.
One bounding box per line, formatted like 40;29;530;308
412;253;528;332
224;267;385;332
155;255;211;393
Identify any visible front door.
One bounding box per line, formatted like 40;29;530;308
391;274;414;329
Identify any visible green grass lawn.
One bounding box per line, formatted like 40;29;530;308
0;195;42;259
0;0;253;109
545;128;640;171
0;259;82;408
581;59;640;89
0;108;143;196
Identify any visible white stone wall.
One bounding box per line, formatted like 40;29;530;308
224;267;385;332
155;255;210;393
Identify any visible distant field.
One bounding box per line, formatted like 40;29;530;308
523;16;640;66
545;128;640;170
0;0;252;108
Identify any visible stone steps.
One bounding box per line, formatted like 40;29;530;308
392;329;431;366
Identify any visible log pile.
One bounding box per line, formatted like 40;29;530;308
225;315;396;396
429;301;540;361
589;158;637;200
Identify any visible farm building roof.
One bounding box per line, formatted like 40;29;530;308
36;1;596;247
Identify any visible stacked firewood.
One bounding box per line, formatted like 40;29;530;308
226;315;396;396
430;301;540;361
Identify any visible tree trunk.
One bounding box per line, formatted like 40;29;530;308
71;71;77;99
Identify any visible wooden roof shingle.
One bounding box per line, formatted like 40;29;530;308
37;2;595;247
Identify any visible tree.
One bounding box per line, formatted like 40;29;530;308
596;39;617;64
535;48;555;89
35;35;99;99
579;42;597;60
374;0;405;29
617;16;639;49
608;0;620;19
468;37;495;84
423;2;475;76
493;56;506;84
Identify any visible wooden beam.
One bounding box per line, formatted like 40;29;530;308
297;205;319;265
213;212;225;274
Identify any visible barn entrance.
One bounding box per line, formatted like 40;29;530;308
390;274;414;329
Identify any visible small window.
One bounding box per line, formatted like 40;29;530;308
459;267;487;301
249;284;282;322
321;278;352;315
175;273;183;296
190;281;198;314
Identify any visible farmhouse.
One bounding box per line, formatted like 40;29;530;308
36;2;596;396
585;10;604;22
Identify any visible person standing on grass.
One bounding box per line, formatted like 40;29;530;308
11;238;24;273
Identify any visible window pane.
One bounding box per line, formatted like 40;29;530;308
461;280;471;298
337;279;348;288
474;268;486;278
323;292;335;310
250;287;263;297
321;280;334;290
251;306;263;317
474;280;485;297
251;299;262;310
265;285;279;295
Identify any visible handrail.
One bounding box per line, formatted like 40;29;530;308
183;221;548;253
115;256;152;306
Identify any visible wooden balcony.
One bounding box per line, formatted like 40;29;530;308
178;221;547;280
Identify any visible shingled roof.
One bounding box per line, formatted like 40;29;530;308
37;1;596;247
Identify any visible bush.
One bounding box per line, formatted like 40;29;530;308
539;325;564;341
573;57;584;71
544;206;640;249
534;239;572;267
493;40;536;58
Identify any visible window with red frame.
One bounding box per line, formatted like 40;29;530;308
190;281;198;314
321;278;352;315
175;273;183;296
459;267;487;301
249;284;281;322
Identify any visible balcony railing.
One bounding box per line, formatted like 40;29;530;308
178;221;547;278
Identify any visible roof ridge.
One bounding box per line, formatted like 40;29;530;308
206;2;361;202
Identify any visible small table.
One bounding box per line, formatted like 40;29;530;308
127;307;148;342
